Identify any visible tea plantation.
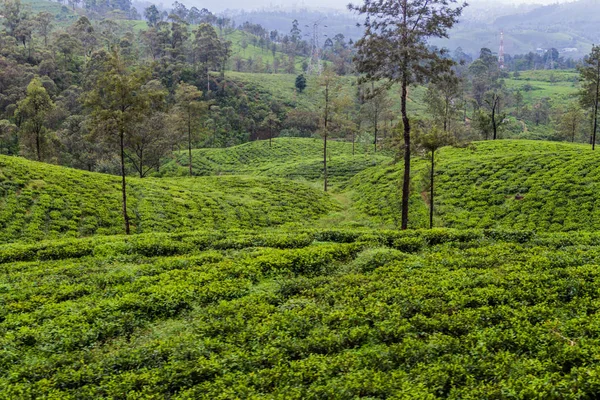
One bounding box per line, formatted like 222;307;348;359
3;228;600;398
0;155;338;243
5;138;600;398
160;138;391;187
347;140;600;230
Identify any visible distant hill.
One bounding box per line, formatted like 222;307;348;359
215;0;597;60
223;7;364;42
159;137;392;187
431;0;596;58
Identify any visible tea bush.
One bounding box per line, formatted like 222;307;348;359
159;137;391;187
2;228;600;398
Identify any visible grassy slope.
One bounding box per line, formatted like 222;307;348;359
0;155;339;243
2;228;600;398
160;137;392;187
222;71;427;116
504;69;579;105
346;140;600;230
223;30;307;71
21;0;75;17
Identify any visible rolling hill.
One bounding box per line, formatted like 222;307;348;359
0;155;339;243
347;140;600;230
159;137;393;187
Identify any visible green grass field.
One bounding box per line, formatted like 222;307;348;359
504;69;580;104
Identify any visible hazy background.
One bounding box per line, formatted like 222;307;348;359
154;0;595;58
184;0;570;12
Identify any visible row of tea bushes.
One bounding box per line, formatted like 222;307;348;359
2;228;600;398
159;137;391;187
347;140;600;231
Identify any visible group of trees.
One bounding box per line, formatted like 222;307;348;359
0;0;291;168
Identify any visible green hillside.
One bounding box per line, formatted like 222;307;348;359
222;71;428;116
0;155;339;243
3;228;600;398
504;70;579;104
160;137;392;187
347;140;600;230
21;0;76;20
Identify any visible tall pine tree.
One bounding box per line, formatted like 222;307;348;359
350;0;465;229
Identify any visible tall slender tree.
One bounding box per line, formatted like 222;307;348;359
424;72;462;134
194;23;223;94
15;77;54;161
174;82;205;176
261;112;281;148
484;91;502;140
579;45;600;150
350;0;466;229
361;85;392;153
317;68;340;192
557;104;584;143
127;80;169;178
85;50;150;235
417;126;452;229
35;12;53;47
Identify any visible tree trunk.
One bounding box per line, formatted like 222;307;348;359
207;68;210;95
401;74;410;230
139;150;144;178
594;76;599;150
188;113;193;176
492;98;498;140
430;150;434;229
374;121;377;153
444;97;449;133
324;84;329;192
120;129;131;235
35;128;41;161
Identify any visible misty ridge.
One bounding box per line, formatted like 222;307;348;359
132;0;600;59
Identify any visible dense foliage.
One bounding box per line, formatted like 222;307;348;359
2;228;600;398
0;0;588;179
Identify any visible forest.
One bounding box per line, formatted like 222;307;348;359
3;0;600;397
